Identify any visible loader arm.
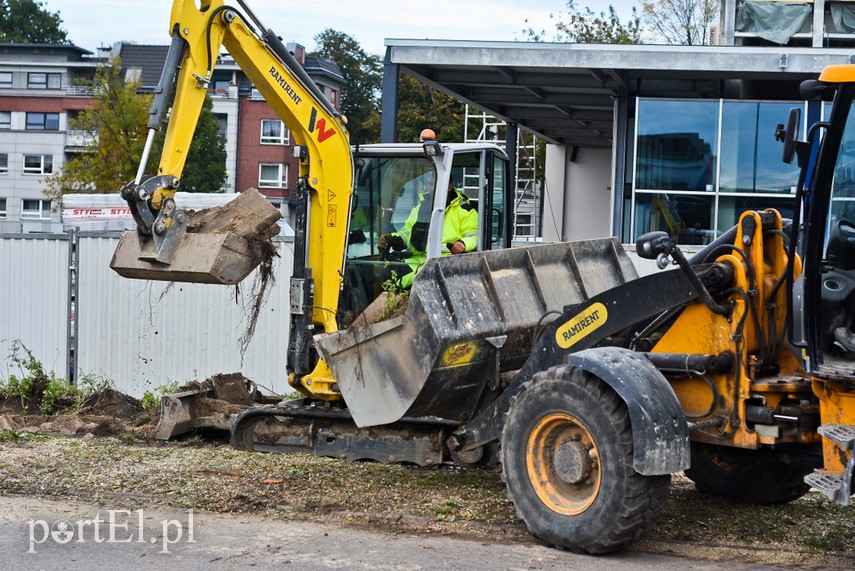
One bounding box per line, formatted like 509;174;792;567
118;0;354;399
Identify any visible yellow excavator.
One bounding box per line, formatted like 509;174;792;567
112;0;855;555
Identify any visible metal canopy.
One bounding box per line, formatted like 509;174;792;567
385;40;855;148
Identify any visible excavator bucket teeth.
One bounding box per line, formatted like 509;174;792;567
110;188;282;285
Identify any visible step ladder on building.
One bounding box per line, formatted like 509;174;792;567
464;106;541;242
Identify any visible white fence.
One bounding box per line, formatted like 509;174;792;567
0;234;70;380
1;231;295;397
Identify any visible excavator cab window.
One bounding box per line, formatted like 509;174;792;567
341;154;437;323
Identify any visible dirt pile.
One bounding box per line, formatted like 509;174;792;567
0;386;154;440
0;374;265;442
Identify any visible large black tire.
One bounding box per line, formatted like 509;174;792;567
685;443;811;504
501;366;670;554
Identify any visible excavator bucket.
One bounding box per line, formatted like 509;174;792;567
314;238;639;428
110;188;282;285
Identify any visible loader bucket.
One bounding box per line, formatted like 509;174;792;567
110;188;282;285
314;238;639;428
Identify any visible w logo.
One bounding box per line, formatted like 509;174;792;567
309;108;336;143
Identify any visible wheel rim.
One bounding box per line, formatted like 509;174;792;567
526;412;601;515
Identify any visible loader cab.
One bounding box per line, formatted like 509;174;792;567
802;82;855;374
341;143;510;325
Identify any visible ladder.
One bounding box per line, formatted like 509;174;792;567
464;106;541;241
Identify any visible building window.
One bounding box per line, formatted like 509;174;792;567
260;119;289;145
330;89;339;107
124;68;142;83
25;112;60;131
0;153;7;174
258;163;287;188
23;154;53;175
0;198;5;219
21;198;51;220
628;98;810;246
27;72;61;90
0;72;11;89
0;111;10;129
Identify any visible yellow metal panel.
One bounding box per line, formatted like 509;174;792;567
813;379;855;472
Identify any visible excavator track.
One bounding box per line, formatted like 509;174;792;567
230;403;458;466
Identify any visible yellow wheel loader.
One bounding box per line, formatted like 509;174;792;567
112;0;855;555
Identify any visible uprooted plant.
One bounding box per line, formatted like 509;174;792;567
1;341;108;414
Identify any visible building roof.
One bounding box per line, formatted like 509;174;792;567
384;40;855;148
0;42;93;61
303;55;345;85
116;43;344;92
116;44;170;87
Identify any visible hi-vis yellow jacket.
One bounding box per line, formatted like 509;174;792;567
393;188;478;288
396;188;478;254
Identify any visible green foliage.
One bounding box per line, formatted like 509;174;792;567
140;380;181;411
641;0;719;45
0;429;22;442
149;94;227;193
396;76;464;143
2;340;44;412
0;0;67;44
377;272;409;321
524;1;642;44
45;58;151;198
311;29;382;144
1;341;107;414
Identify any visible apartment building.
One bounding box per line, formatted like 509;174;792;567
0;43;102;233
0;41;344;232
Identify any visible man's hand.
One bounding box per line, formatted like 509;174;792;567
380;234;405;251
449;240;466;255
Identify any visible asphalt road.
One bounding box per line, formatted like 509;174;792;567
0;495;790;571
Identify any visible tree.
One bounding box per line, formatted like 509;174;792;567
45;60;150;197
641;0;719;45
0;0;67;44
524;1;642;44
310;29;382;144
150;95;227;193
396;76;464;143
46;58;227;198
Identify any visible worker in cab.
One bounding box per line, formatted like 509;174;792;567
380;179;478;288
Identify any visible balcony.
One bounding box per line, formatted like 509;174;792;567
65;130;97;150
209;85;238;99
65;85;100;97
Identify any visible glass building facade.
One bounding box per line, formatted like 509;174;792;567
625;98;820;245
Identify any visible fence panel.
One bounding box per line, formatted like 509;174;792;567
76;233;295;397
0;234;70;380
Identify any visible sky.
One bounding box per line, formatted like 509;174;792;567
53;0;641;56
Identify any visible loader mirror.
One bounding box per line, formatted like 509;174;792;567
777;107;800;165
423;140;443;157
636;231;674;260
800;79;835;101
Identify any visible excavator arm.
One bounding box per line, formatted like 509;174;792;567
112;0;354;399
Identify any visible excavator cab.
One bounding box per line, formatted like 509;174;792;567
338;143;511;326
